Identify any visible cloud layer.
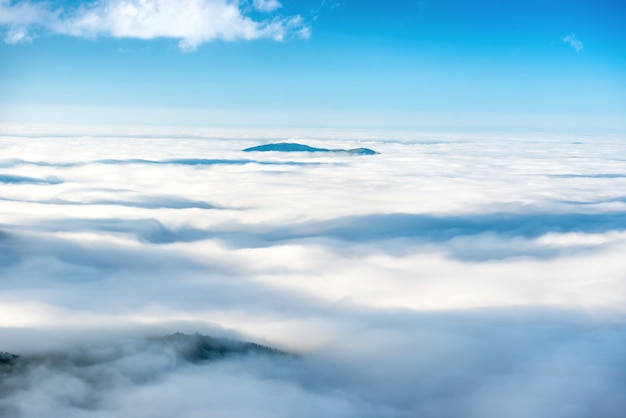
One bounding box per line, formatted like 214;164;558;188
1;125;626;416
0;0;310;50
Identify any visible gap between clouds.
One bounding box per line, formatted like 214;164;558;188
0;0;310;50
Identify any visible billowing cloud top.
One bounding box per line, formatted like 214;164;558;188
0;0;310;50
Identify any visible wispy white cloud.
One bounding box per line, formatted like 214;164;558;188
3;24;33;43
253;0;282;13
562;33;583;52
0;0;56;25
0;0;309;50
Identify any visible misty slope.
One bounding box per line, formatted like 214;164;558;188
0;352;19;373
0;333;288;417
154;332;285;362
0;333;284;374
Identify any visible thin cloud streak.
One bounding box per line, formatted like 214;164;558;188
0;173;61;184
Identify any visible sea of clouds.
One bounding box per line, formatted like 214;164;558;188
1;124;625;417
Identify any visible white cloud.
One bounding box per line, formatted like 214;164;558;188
0;0;309;50
0;0;56;25
3;25;33;43
562;33;583;52
253;0;282;13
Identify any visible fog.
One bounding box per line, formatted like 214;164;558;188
1;126;625;417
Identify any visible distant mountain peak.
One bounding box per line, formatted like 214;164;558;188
243;142;378;155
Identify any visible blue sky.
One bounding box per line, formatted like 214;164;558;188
1;0;624;131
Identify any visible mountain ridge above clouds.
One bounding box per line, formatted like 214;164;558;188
243;142;378;155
